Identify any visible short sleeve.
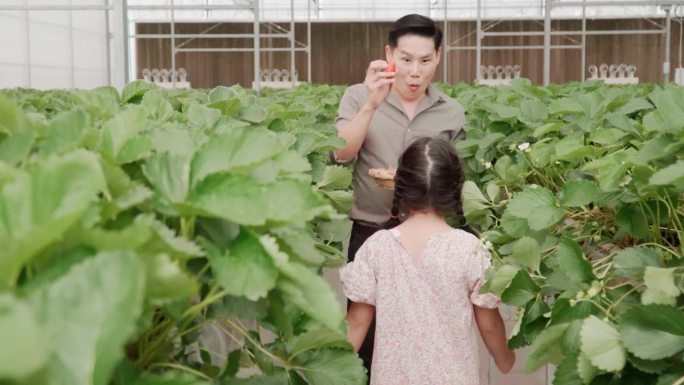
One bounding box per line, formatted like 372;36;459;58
330;86;361;165
468;243;500;309
339;243;376;305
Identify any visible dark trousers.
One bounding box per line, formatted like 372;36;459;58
348;221;380;380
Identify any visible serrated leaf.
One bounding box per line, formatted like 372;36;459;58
642;267;680;306
317;165;352;190
555;238;595;283
511;237;541;271
506;186;564;231
613;247;662;279
501;270;540;306
649;160;684;187
580;316;626;372
29;251;145;385
190;128;286;186
620;304;684;360
0;295;51;380
559;180;598;207
208;230;279;301
0;150;105;289
524;323;567;372
296;349;366;385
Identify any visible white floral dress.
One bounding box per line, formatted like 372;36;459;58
340;228;500;385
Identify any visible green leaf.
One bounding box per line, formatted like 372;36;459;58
208;86;242;117
315;218;352;244
141;253;198;302
506;186;565;231
649;160;684;187
191;174;267;225
121;79;155;103
264;180;332;223
190;128;286;186
296;349;366;385
209;230;279;301
501;270;540;306
0;295;51;380
134;373;211;385
141;90;175;121
186;104;221;129
620;98;653;115
524;323;567;372
29;251;145;385
628;355;672;375
580;316;626;372
0;128;35;165
642;267;680;306
620;304;684;360
577;352;599;385
287;329;351;359
552;353;583;385
613;247;662;280
559;180;598;208
462;181;490;216
321;189;353;213
500;212;530;238
271;227;325;266
40;108;89;155
511;237;541;271
275;260;344;332
616;205;650;239
518;99;548;125
0;150;105;289
223;373;289;385
143;153;191;205
99;106;147;163
484;264;520;296
588;128;627;146
240;104;268;123
316;165;352;190
550;298;596;325
555;238;595;283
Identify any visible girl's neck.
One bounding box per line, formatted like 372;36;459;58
400;210;450;229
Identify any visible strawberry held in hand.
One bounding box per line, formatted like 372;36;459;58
385;61;396;73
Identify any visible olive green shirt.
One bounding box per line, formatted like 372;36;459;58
334;83;465;227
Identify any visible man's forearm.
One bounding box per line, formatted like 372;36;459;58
335;103;376;161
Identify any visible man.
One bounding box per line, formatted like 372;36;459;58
333;13;466;376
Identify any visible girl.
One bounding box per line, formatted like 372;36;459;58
340;137;515;385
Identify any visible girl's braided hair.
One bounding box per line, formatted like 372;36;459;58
384;137;468;232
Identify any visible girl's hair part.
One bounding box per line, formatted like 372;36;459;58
384;137;467;230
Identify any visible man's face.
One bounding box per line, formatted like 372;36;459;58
386;34;440;101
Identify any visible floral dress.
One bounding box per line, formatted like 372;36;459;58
340;228;500;385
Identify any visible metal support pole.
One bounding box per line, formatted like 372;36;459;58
476;0;482;82
69;0;75;88
307;0;312;82
112;0;128;89
290;0;295;87
105;0;111;85
254;0;260;93
665;6;672;83
443;0;448;82
171;0;176;88
543;0;552;86
581;0;586;82
24;0;31;87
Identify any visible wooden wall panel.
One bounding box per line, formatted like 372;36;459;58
136;18;681;88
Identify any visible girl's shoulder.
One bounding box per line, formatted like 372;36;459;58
443;228;486;252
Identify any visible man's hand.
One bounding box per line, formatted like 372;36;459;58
363;60;395;110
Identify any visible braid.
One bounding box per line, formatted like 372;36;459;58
384;186;402;229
